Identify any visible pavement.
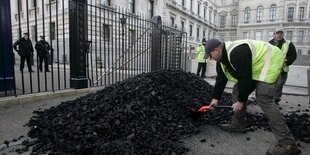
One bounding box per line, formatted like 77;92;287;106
0;78;309;154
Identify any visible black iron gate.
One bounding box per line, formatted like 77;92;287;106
0;0;187;98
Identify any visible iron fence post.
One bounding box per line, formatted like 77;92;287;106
151;16;162;71
69;0;88;89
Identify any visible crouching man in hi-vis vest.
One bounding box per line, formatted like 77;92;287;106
205;38;301;155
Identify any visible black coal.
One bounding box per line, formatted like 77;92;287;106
25;69;310;155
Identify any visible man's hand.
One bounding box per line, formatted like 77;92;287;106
209;99;219;110
232;101;244;112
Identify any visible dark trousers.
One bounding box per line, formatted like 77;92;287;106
196;62;207;77
274;72;288;101
20;56;32;72
232;82;295;145
39;56;49;71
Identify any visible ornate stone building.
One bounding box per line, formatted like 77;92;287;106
11;0;310;55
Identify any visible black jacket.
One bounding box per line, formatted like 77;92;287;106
35;40;50;57
269;38;297;66
13;38;34;57
212;43;256;103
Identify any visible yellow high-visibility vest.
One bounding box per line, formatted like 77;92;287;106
220;40;285;84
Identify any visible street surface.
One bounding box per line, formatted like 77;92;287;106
0;91;309;155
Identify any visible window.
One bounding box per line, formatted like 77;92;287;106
256;6;262;22
198;3;201;16
268;31;274;40
213;13;216;24
148;0;154;19
299;7;304;19
101;0;111;6
189;24;193;37
182;0;185;6
197;27;200;39
232;15;237;26
204;8;206;19
50;22;55;40
297;49;302;55
255;31;262;40
17;28;22;38
208;31;211;39
220;16;226;28
298;31;304;42
308;50;310;55
219;35;225;41
288;7;294;19
129;29;136;44
286;31;293;41
16;0;22;12
181;21;184;31
128;0;135;13
170;16;175;27
243;32;249;39
270;4;276;21
31;25;36;41
190;0;193;11
102;24;110;41
244;7;250;23
31;0;37;8
209;11;212;22
203;30;206;38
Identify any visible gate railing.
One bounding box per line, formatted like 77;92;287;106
0;0;187;98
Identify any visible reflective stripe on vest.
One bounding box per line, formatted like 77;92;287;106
220;40;284;84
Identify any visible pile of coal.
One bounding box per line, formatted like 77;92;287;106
26;69;232;155
24;69;310;155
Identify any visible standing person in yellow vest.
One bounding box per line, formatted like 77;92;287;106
269;28;297;104
204;38;300;155
195;38;208;78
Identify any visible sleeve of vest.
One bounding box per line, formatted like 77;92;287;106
285;42;297;66
212;62;228;100
230;44;253;103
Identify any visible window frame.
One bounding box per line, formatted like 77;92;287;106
244;7;250;23
299;7;305;19
16;0;22;12
196;27;200;39
298;31;304;42
255;31;262;40
50;22;56;40
102;24;110;41
190;0;193;11
128;0;135;14
181;21;185;31
101;0;111;6
286;31;293;41
288;7;294;19
256;6;262;22
219;16;226;28
231;15;237;26
189;24;193;37
170;16;175;27
270;4;276;21
148;0;154;19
